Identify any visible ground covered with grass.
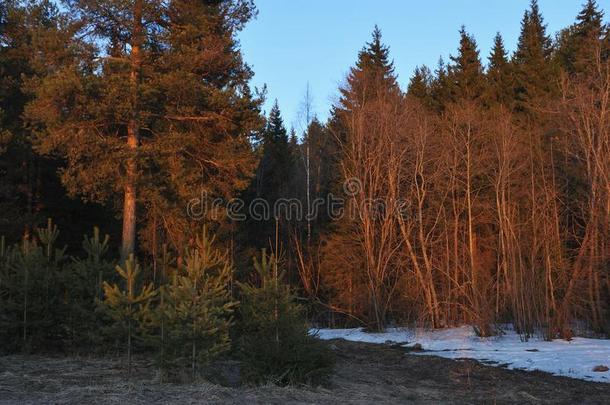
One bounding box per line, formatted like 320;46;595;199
1;340;609;404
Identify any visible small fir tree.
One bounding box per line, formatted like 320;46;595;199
0;219;67;352
237;250;334;385
68;227;114;348
102;255;156;376
152;227;237;380
82;227;112;301
1;240;43;351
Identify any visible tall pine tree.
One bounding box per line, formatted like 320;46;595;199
25;0;262;259
0;0;115;245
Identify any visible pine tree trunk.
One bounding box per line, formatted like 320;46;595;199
128;317;132;378
22;255;28;347
121;0;143;260
192;340;196;380
122;181;136;260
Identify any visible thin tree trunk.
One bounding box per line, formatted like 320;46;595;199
127;317;132;378
121;0;143;260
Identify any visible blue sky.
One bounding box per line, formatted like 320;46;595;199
239;0;610;131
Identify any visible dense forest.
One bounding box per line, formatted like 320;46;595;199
0;0;609;382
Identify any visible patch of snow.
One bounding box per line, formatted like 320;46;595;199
312;325;610;383
314;327;412;344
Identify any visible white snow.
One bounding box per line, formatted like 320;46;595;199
313;325;610;383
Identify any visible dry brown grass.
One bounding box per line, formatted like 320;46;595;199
1;340;609;404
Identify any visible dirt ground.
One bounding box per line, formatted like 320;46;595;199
1;340;609;404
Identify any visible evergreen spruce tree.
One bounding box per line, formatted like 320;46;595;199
152;227;237;380
449;27;486;101
556;0;606;74
324;26;404;329
407;65;433;106
338;25;400;114
328;25;400;185
486;32;513;105
102;255;156;376
237;250;333;385
512;0;554;107
244;101;294;250
259;101;293;200
430;57;452;111
288;126;301;191
288;127;299;157
301;118;338;231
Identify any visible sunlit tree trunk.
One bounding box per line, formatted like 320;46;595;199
122;0;143;260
